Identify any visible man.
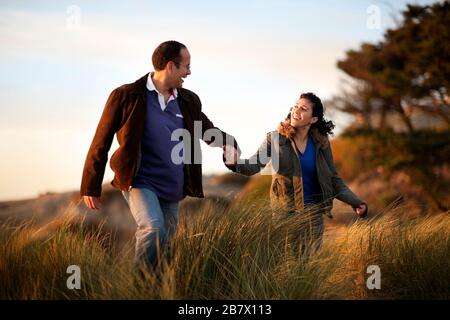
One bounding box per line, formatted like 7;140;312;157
81;40;239;268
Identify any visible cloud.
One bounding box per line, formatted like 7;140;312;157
0;8;346;87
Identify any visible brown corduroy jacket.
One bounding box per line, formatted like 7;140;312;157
80;73;238;198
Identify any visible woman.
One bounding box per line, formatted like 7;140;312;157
225;92;367;250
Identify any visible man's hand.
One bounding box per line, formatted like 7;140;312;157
223;145;239;166
83;196;102;210
354;202;368;218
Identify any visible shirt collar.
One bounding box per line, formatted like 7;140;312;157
146;72;178;99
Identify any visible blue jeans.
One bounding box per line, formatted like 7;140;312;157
303;203;325;252
122;187;180;268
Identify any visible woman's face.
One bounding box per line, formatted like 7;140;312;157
290;98;318;128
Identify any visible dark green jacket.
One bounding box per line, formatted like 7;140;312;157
227;128;365;218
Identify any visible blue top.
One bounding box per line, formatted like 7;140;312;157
132;89;185;201
297;135;323;205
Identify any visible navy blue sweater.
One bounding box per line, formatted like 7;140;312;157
132;90;185;201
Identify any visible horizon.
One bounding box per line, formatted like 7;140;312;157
0;0;437;201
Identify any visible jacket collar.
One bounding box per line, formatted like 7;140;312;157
129;73;148;95
284;127;329;150
129;73;191;103
146;72;178;99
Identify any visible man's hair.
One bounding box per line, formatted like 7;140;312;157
152;41;187;71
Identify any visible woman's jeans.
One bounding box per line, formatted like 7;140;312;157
122;187;179;268
273;203;324;255
301;203;325;253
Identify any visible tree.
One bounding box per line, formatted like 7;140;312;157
329;2;450;132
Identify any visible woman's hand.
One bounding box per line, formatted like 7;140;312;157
354;202;368;218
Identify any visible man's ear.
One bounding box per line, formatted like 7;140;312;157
310;116;319;124
166;61;175;73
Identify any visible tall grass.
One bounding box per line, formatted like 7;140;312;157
0;200;448;300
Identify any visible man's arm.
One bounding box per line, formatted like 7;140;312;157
225;132;272;176
200;110;242;171
200;111;240;150
80;88;123;199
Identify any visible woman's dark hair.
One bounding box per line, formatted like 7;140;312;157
278;92;335;138
152;40;187;71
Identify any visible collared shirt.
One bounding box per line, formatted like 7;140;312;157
146;72;178;111
132;84;185;201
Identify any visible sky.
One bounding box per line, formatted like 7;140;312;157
0;0;438;201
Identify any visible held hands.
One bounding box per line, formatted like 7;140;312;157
223;145;239;166
354;202;368;218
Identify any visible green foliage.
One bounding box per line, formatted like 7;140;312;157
330;1;450;131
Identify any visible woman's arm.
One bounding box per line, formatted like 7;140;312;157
323;143;367;214
225;132;273;176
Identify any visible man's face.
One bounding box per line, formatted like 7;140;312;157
169;48;191;88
